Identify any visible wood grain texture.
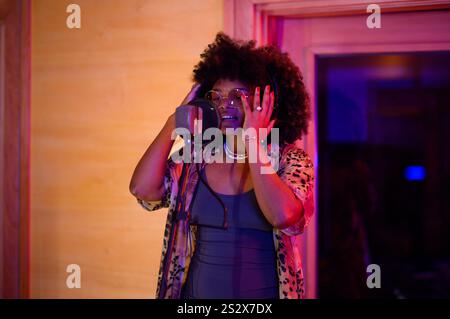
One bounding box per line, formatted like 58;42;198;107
31;0;223;298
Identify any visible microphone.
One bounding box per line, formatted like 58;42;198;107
175;98;221;138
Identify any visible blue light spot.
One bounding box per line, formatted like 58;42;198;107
405;166;426;181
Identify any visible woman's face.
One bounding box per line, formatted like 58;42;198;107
210;78;251;134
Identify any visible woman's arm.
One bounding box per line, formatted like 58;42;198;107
129;114;176;202
247;148;304;230
129;83;202;202
241;85;313;232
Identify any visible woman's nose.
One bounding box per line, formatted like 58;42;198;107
217;100;229;111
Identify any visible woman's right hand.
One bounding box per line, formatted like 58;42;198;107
180;83;202;106
131;83;203;202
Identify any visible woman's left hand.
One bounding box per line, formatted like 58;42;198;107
240;85;276;139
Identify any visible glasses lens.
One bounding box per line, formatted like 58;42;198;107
205;91;221;106
228;89;247;109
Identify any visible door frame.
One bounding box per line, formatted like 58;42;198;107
0;0;31;299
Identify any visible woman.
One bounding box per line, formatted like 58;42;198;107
129;33;314;299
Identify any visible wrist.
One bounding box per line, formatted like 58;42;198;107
242;133;266;149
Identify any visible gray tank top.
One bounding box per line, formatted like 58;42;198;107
189;168;273;231
181;167;278;299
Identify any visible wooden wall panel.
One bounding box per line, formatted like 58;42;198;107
31;0;223;298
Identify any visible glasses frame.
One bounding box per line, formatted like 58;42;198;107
204;88;251;110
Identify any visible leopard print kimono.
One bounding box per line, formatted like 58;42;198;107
137;143;315;299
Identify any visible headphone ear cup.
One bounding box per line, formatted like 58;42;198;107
175;104;198;135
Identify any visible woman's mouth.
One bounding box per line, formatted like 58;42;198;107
221;115;238;121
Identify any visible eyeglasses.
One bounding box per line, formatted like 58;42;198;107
205;88;250;110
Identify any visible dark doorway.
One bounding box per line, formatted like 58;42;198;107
317;52;450;298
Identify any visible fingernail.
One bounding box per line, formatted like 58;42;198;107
266;85;270;91
256;87;260;94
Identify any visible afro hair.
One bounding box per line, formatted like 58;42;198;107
192;32;311;144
